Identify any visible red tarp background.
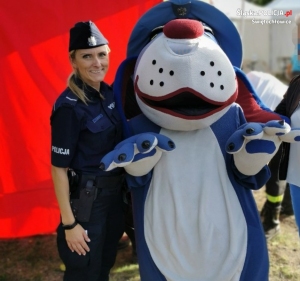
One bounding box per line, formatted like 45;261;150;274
0;0;161;238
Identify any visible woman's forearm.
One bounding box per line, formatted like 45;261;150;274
51;165;75;225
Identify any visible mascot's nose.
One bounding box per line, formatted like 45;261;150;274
163;19;204;55
163;19;204;39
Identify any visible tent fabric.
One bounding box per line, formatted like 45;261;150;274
246;71;287;111
212;0;300;74
212;0;271;20
0;0;161;238
266;0;300;12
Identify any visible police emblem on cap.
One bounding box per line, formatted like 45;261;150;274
88;36;97;46
69;20;108;52
177;7;187;16
172;3;191;19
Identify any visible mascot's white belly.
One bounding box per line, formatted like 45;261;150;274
144;127;247;281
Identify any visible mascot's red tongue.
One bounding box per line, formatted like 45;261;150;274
163;19;204;39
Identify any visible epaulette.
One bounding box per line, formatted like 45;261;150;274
53;90;78;112
62;90;78;107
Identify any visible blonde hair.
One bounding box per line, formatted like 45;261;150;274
67;46;110;104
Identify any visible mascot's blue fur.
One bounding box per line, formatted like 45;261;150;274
101;1;300;280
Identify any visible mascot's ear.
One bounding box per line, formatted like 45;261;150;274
234;67;289;123
113;56;140;138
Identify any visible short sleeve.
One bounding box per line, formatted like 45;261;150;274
51;106;81;167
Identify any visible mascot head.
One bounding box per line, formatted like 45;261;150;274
134;19;238;131
114;0;283;136
128;0;242;131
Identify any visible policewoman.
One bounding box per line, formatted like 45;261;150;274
50;21;125;281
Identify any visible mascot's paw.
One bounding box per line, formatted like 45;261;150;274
100;133;175;176
279;128;300;143
226;120;290;154
225;120;296;175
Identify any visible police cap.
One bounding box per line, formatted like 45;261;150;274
69;21;108;52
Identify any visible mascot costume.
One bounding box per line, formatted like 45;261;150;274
101;1;300;280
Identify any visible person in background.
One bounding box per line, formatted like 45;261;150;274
50;21;125;281
276;74;300;236
286;50;300;81
247;71;294;239
285;14;300;80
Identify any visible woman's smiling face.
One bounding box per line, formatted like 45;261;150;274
71;45;109;90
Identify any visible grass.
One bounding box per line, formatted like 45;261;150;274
1;188;299;281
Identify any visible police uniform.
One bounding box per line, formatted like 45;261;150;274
50;21;125;281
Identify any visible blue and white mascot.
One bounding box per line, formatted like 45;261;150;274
101;1;300;280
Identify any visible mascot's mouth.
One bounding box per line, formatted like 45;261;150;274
135;75;237;119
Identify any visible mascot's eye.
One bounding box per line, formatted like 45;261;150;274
204;31;219;45
118;153;127;161
246;128;255;134
150;26;164;41
227;143;235;151
168;141;175;149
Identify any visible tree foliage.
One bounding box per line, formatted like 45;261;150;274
247;0;273;7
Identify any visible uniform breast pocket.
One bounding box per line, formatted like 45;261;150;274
84;117;116;152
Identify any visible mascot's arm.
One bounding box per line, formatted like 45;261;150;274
100;133;175;176
226;120;300;176
231;160;270;190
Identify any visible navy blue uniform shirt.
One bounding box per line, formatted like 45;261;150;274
50;78;123;176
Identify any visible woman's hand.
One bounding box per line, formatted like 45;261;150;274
51;165;91;255
65;223;91;255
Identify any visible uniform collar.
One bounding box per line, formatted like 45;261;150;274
74;77;111;101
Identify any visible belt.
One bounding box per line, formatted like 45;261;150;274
78;173;124;189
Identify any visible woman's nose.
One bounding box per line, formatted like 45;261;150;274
163;19;204;39
93;56;102;66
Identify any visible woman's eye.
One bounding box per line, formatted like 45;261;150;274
82;54;91;59
99;52;107;58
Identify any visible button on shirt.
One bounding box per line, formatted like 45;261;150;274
51;78;123;176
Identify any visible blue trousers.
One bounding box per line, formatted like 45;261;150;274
289;184;300;236
57;188;124;281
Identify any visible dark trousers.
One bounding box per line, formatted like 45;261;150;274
266;144;288;199
57;188;124;281
124;192;136;250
